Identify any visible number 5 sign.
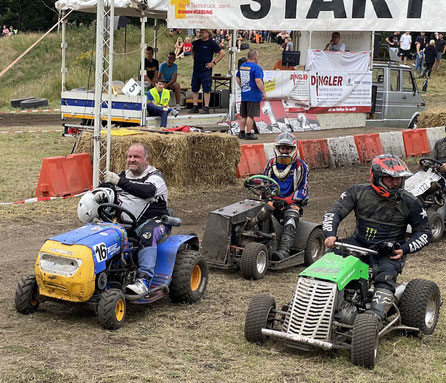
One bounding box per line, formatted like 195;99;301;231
122;78;141;96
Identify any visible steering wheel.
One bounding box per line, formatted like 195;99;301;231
419;157;443;172
246;175;281;199
97;203;137;230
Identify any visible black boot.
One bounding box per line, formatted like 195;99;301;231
366;288;394;321
271;234;294;261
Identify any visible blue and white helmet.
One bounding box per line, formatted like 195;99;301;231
77;187;115;223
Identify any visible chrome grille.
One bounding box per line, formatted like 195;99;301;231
282;277;337;341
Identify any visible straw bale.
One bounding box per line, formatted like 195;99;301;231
418;110;446;129
74;132;241;188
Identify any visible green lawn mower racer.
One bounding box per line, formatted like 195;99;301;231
244;241;441;368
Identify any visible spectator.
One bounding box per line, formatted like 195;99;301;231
236;31;243;52
236;49;266;140
421;40;437;79
281;37;293;51
191;29;225;114
177;37;192;59
276;31;290;45
143;46;159;89
434;33;446;72
385;31;400;55
213;29;226;49
324;32;345;52
174;37;183;59
2;25;10;37
414;32;428;75
399;31;412;65
146;78;179;128
158;52;182;110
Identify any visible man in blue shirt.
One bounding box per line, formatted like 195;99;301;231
191;29;225;114
158;52;182;110
236;49;266;140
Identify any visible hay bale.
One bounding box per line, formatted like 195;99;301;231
74;132;241;188
418;109;446;129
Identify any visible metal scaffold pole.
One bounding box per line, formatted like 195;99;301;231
93;0;115;188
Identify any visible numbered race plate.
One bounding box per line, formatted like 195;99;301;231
405;170;441;197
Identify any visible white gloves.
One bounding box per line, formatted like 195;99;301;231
104;171;120;185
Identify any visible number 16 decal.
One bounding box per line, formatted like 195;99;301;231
94;243;107;262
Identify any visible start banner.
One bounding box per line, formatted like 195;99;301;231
308;70;372;113
168;0;443;31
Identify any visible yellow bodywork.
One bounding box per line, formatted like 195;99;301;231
35;240;96;303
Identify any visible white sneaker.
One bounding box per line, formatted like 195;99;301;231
175;104;181;110
126;278;149;295
171;109;180;118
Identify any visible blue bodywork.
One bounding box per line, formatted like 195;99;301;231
50;223;197;284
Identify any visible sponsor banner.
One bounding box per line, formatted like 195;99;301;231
309;71;372;112
305;50;370;72
168;0;443;32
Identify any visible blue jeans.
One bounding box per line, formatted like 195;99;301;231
147;103;173;127
135;220;168;279
414;51;424;74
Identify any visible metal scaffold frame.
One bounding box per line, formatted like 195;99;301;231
93;0;115;187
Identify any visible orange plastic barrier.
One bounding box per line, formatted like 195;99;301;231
298;139;331;169
236;144;267;178
36;153;93;197
402;129;429;157
354;134;383;163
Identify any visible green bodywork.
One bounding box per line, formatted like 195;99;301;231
299;252;369;290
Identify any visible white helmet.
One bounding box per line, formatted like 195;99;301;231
77;187;115;223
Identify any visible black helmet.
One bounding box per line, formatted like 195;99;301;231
370;154;412;198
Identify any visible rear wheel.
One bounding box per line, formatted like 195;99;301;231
170;249;208;303
351;313;380;369
427;211;444;242
304;227;325;265
244;294;276;344
399;279;441;335
98;289;126;330
15;275;40;314
240;242;268;280
409;115;419;129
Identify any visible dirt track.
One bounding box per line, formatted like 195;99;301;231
2;159;446;382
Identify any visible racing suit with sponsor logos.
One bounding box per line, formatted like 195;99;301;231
431;137;446;163
322;183;431;292
116;165;169;279
263;158;309;257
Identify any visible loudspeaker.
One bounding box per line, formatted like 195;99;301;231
373;33;382;59
282;51;300;66
209;91;221;108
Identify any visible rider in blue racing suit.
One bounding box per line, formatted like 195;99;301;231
263;132;309;261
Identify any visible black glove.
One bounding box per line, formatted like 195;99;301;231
372;241;400;258
273;199;287;210
244;179;253;188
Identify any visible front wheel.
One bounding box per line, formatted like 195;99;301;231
244;294;276;344
351;313;380;369
15;275;40;314
240;242;268;280
304;227;325;265
170;249;208;303
428;211;444;242
98;289;126;330
399;279;441;335
409;115;419;129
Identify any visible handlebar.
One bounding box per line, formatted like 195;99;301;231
334;241;378;257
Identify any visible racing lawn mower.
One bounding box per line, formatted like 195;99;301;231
405;157;446;242
15;191;208;330
201;175;325;280
244;242;441;369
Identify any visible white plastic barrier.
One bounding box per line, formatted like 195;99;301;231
379;131;406;158
426;127;444;153
327;136;359;167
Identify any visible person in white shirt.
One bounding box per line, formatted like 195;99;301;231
399;31;412;65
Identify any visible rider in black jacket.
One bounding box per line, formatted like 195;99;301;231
322;154;432;321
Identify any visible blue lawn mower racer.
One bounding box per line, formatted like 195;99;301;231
15;198;208;329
